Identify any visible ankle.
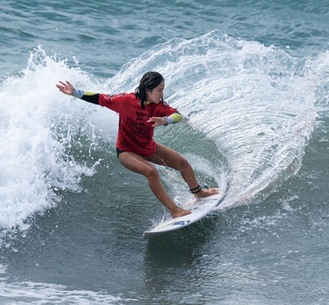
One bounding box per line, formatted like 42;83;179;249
190;184;202;194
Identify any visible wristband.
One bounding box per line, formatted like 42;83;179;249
72;88;85;98
162;116;171;126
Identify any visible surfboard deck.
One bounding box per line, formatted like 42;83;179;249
143;192;223;238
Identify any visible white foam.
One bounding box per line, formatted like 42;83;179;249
110;30;319;209
0;46;116;232
1;32;326;233
0;279;123;305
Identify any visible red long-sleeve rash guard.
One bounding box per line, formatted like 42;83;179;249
79;91;178;156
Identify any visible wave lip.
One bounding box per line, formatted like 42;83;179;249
111;30;318;208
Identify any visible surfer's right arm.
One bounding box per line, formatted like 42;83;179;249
56;81;99;105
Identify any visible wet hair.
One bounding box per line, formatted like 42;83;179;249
135;71;164;109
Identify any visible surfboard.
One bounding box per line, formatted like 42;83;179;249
143;192;223;238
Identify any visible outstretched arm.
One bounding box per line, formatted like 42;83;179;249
56;81;99;105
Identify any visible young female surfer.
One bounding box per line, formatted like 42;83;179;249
56;71;218;218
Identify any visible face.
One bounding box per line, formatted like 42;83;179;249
146;81;164;104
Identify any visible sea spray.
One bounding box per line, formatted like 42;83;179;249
0;31;322;232
109;30;317;209
0;47;110;232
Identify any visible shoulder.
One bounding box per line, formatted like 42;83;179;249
161;101;171;108
160;100;178;112
150;100;178;116
152;100;175;110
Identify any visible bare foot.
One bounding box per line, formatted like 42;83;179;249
194;188;219;199
171;207;191;218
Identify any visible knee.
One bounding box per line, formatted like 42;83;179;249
176;156;192;172
144;164;160;180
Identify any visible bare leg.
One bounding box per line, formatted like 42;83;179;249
118;151;191;218
145;144;219;198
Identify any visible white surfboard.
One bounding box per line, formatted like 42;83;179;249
143;192;223;238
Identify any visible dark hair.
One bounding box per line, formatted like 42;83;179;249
135;71;164;109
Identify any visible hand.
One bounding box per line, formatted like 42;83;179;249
56;80;75;96
147;117;166;127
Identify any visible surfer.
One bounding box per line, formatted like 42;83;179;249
56;71;218;218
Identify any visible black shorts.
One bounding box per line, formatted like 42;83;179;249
116;147;154;158
116;147;125;158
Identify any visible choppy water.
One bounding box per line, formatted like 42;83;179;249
1;0;329;304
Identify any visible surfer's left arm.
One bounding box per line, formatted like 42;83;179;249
148;112;183;127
